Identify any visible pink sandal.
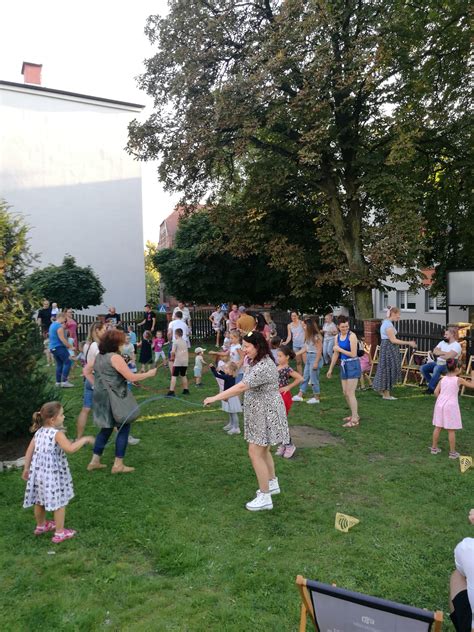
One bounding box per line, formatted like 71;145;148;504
34;520;56;535
51;528;77;543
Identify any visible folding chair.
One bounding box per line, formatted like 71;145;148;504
403;351;431;386
461;355;473;397
368;345;380;379
296;575;443;632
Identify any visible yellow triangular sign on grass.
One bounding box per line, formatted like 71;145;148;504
335;512;360;533
460;456;473;473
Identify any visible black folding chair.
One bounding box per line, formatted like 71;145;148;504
296;575;443;631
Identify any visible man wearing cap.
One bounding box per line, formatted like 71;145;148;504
193;347;207;387
236;306;256;335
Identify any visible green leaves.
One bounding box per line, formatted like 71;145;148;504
24;256;105;310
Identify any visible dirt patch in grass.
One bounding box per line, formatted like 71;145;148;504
291;425;343;448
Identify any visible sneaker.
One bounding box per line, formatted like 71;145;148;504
292;395;303;402
227;428;241;435
61;381;74;388
195;384;202;388
245;491;273;512
166;391;175;397
128;435;140;445
51;528;76;543
283;444;296;459
449;451;460;459
382;396;397;400
182;389;190;395
269;477;280;495
222;423;232;431
275;445;286;457
55;382;61;387
424;389;434;395
430;447;442;455
307;397;320;405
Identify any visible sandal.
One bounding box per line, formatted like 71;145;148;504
34;520;56;535
51;528;76;543
343;419;360;428
342;416;352;422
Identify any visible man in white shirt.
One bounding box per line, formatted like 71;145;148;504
168;310;189;345
422;326;462;394
450;509;474;632
172;301;192;330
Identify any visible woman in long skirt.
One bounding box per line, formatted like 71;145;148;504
372;307;416;400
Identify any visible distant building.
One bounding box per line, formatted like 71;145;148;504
372;268;469;325
158;206;184;250
0;62;146;313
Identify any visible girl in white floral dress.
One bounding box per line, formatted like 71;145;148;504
22;402;94;543
204;331;289;512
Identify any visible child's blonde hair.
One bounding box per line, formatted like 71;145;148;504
30;401;62;432
230;331;241;343
225;362;239;376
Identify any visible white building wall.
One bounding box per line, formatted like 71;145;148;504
0;83;146;313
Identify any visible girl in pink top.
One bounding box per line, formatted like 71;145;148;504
431;359;474;459
65;309;78;349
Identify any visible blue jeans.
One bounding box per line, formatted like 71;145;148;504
323;337;335;364
300;353;323;394
51;346;72;383
93;423;131;458
421;362;447;391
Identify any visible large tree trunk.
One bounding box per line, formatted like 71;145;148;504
353;287;374;320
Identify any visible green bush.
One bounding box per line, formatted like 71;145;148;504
0;201;58;439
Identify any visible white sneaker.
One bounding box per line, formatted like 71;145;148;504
307;397;320;405
292;395;303;402
227;428;241;435
128;435;140;445
222;423;232;431
257;478;280;496
55;382;61;387
246;491;273;512
61;381;74;388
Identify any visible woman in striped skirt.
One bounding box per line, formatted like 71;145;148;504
373;307;416;400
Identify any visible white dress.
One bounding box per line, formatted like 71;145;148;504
23;427;74;511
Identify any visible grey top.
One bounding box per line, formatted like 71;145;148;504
92;352;128;428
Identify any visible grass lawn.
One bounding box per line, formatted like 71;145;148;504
1;350;473;631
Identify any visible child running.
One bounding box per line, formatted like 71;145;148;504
152;330;168;368
292;318;323;404
22;402;94;543
210;361;242;434
275;345;303;458
430;359;474;459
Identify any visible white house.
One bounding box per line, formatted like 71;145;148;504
0;62;146;313
372;268;469;325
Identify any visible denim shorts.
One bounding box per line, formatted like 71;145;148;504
83;379;94;408
340;358;361;380
194;368;202;378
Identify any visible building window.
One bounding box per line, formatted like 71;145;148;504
379;291;389;311
396;290;417;311
425;290;446;312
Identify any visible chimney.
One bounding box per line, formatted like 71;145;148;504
21;62;42;85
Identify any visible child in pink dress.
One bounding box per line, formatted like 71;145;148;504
431;359;474;459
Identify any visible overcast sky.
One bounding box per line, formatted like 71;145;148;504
0;0;180;244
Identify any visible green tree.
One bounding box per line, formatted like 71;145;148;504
0;201;56;439
153;211;341;310
128;0;470;318
145;241;161;306
24;255;105;310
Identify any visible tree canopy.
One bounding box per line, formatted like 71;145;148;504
128;0;471;317
24;255;105;310
154;210;342;310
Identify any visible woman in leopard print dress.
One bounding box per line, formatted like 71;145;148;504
204;331;289;512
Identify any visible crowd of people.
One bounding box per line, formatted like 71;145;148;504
24;298;474;627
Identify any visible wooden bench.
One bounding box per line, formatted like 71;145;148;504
296;575;443;632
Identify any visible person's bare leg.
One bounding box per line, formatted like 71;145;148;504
262;446;276;480
448;430;456;453
53;506;66;532
248;444;271;492
449;570;467;612
296;356;303;375
182;376;189;390
34;504;46;527
169;376;177;391
432;426;442;449
76;407;90;439
382;389;390;398
346;379;359;420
